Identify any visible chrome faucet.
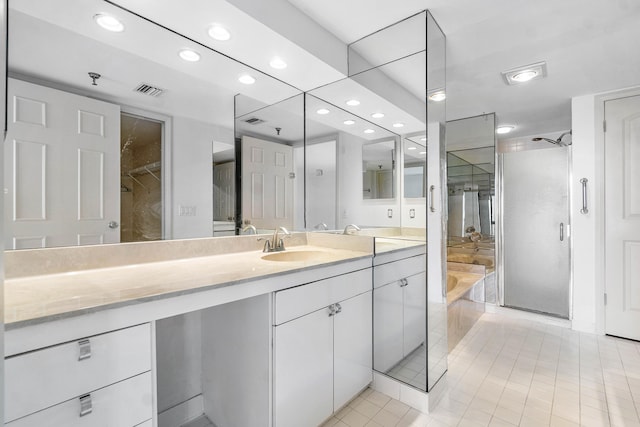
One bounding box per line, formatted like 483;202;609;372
259;226;291;252
314;222;328;230
343;224;361;235
242;225;257;235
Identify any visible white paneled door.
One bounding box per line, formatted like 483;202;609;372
241;135;293;230
604;95;640;341
4;79;120;249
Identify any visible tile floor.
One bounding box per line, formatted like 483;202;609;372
322;311;640;427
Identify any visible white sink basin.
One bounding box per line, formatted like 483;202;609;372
261;250;328;262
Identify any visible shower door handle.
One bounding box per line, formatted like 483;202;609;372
560;222;564;242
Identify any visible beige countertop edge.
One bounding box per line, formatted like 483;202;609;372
5;247;373;329
447;271;485;305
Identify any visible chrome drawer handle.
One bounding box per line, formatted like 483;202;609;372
78;339;92;361
328;304;336;317
335;303;342;314
400;278;409;287
79;394;93;417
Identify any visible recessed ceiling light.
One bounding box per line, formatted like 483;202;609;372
407;147;417;150
420;137;427;141
393;123;404;128
179;49;200;62
270;57;287;70
343;120;355;125
316;108;330;115
371;113;384;119
208;24;231;41
346;99;360;106
419;151;426;155
428;91;446;102
238;75;255;85
502;61;547;85
496;125;514;134
94;14;124;32
364;129;375;134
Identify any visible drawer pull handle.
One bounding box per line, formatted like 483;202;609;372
79;394;93;417
335;303;342;314
78;339;92;361
400;278;409;287
328;304;336;317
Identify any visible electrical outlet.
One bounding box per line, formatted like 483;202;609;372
179;205;196;216
409;209;415;218
387;209;393;218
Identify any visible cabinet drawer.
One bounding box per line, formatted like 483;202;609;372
6;323;151;422
373;254;425;288
7;372;152;427
274;268;371;325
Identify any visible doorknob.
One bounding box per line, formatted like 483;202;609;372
108;221;119;229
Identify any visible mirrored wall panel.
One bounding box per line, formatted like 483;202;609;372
5;0;301;249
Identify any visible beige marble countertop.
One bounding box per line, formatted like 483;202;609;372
447;270;485;305
374;237;426;254
5;243;372;328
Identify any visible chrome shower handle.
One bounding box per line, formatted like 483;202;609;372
560;223;564;242
580;178;589;214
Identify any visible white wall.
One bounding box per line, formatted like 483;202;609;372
571;94;599;333
172;116;233;239
305;140;337;230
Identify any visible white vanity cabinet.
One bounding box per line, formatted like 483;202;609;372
5;323;153;426
273;268;372;427
373;254;426;372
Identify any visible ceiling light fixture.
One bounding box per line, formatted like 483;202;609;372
343;120;355;125
496;125;514;134
238;75;255;85
94;14;124;32
346;99;360;106
316;108;330;115
179;49;201;62
407;147;417;150
270;57;287;70
419;151;426;155
208;25;231;41
420;137;427;141
502;61;547;85
428;91;446;102
393;123;404;128
371;113;384;119
364;129;375;134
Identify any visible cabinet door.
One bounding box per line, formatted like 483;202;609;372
274;308;333;427
334;291;372;410
403;272;426;356
373;281;403;372
402;273;427;356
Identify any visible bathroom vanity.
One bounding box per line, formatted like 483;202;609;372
3;234;383;427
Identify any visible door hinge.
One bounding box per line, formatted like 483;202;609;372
603;120;607;132
604;293;608;305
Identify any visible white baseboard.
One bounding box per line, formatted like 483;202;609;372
486;305;572;328
158;395;204;427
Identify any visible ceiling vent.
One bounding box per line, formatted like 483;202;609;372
243;117;266;125
134;83;165;97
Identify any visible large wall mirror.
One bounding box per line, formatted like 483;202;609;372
4;0;302;249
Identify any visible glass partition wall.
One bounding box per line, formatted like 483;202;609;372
305;11;446;393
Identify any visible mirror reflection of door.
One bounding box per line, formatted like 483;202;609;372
362;139;395;199
120;113;163;242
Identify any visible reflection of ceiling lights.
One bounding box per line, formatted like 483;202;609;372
269;57;287;69
393;123;404;128
371;113;384;119
316;108;330;115
420;137;427;141
364;129;375;134
208;25;231;41
419;151;426;155
346;99;360;106
179;49;200;62
496;125;514;134
94;14;124;32
407;147;417;150
428;91;446;102
343;120;355;125
502;61;547;85
238;75;255;85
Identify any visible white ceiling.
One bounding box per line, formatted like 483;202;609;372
286;0;640;138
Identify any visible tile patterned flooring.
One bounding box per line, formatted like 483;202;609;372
322;311;640;427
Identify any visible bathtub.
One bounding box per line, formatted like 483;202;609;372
446;265;486;351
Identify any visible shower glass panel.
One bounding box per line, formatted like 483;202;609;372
501;147;570;318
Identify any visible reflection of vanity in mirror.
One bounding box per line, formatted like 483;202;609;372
445;113;497;351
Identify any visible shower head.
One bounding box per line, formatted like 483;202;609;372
532;130;572;146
